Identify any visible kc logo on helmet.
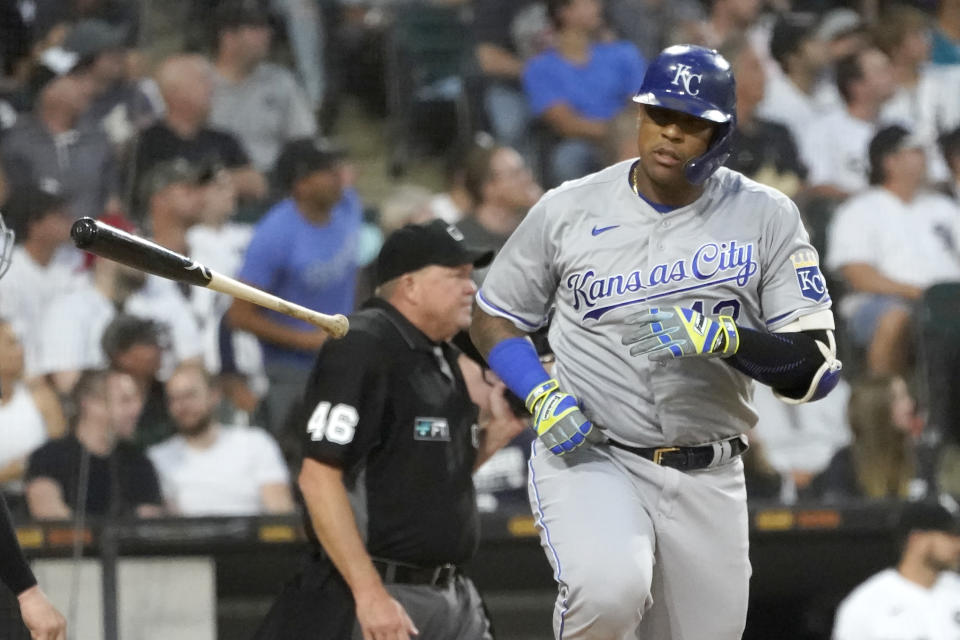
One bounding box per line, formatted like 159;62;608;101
671;64;703;95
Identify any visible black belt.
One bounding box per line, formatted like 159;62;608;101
372;559;457;587
608;435;748;471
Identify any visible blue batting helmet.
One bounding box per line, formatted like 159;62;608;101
633;45;737;184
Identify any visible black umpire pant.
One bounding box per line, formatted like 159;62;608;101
252;556;494;640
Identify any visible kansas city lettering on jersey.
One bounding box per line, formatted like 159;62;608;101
568;240;758;320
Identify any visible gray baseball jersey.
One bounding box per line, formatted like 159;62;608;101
477;159;833;447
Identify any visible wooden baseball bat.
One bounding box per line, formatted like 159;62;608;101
71;217;349;338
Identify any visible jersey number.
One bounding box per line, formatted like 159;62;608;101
691;299;741;320
306;402;359;444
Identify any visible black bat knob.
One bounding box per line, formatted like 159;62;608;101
71;217;99;249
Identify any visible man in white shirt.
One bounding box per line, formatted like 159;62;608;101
827;125;960;376
0;184;81;376
148;362;294;516
758;13;839;149
833;499;960;640
801;47;897;201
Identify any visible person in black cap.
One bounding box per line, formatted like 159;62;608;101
228;137;362;436
833;498;960;640
253;219;527;640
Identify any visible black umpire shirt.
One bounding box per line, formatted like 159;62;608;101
300;297;481;568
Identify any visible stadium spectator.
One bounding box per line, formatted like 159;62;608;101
185;166;265;418
36;235;202;395
210;1;316;173
815;8;870;64
64;19;160;150
473;0;551;151
0;318;65;494
721;33;806;199
826;125;960;376
148;363;293;516
810;374;920;503
750;378;852;504
940;126;960;201
25;369;163;519
101;314;175;448
801;47;897;201
0;183;82;376
524;0;646;186
0;74;120;220
605;0;703;61
457;142;541;255
228;137;362;435
832;499;960;640
931;0;960;65
106;368;144;442
874;4;954;183
130;54;266;220
757;13;839;150
677;0;762;50
457;145;543;282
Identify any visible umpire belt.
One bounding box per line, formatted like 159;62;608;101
372;558;457;588
608;434;748;471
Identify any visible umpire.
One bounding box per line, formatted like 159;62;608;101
254;220;526;639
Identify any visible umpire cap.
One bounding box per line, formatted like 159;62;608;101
375;220;493;286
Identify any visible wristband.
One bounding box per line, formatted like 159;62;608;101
486;337;552;403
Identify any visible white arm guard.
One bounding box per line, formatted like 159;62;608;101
772;309;843;405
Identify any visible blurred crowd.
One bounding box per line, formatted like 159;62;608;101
0;0;958;550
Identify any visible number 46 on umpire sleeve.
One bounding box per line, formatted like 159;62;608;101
307;401;359;444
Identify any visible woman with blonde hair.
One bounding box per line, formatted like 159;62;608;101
810;374;919;501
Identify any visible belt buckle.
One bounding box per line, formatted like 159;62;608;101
652;447;680;465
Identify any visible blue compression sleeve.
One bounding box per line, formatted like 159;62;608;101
486;337;552;404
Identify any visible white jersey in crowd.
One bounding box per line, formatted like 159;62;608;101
880;65;960;183
0;382;47;485
186;223;266;394
757;71;842;151
35;276;202;379
0;246;82;376
751;377;851;477
832;568;960;640
826;187;960;319
148;425;290;516
801;107;877;195
478;161;833;447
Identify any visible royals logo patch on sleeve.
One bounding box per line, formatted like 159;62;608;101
791;251;829;303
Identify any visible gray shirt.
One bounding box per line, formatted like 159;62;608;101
210;63;317;171
0;115;119;220
477;160;834;447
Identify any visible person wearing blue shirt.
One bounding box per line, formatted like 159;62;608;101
523;0;646;186
228;138;362;435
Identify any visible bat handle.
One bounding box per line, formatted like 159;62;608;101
209;272;349;338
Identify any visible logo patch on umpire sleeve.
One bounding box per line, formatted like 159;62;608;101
791;251;828;302
414;417;451;441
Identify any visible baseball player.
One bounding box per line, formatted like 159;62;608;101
470;45;843;639
0;210;67;640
